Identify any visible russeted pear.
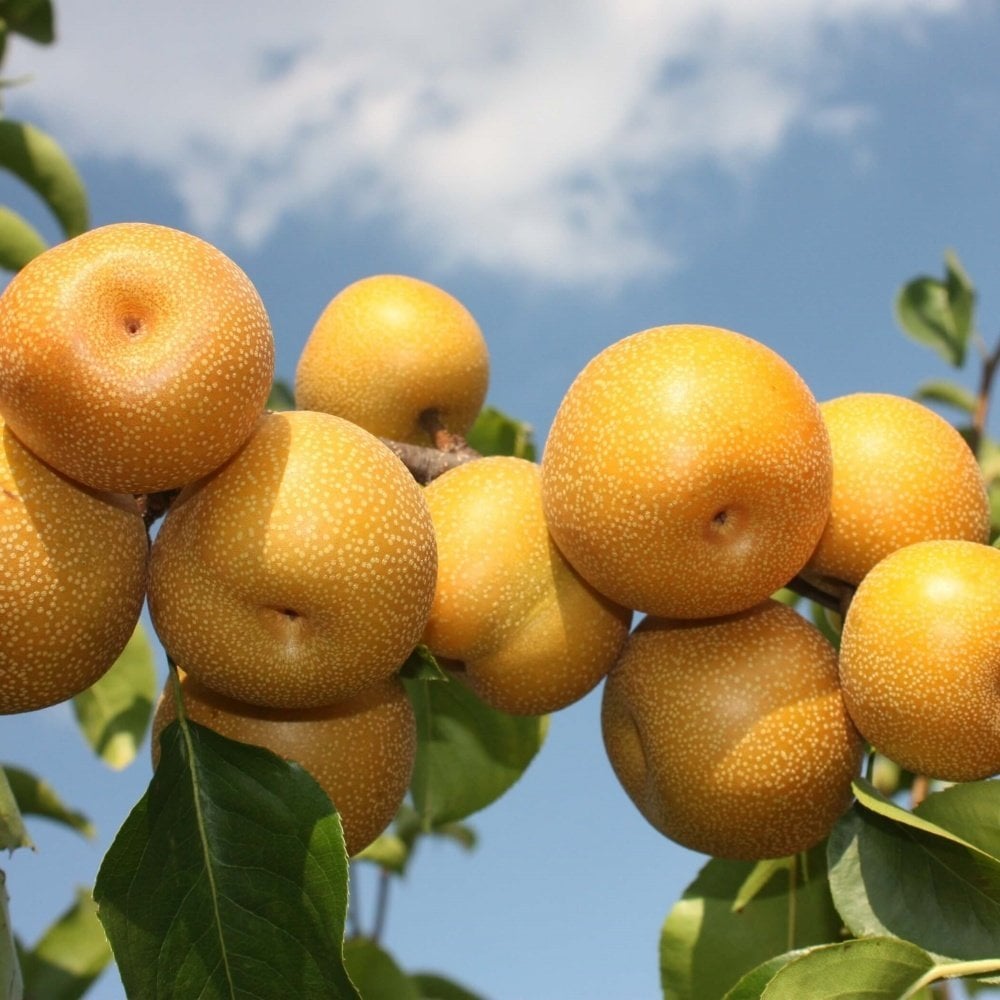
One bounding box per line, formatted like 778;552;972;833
152;669;416;857
422;456;631;715
542;324;832;620
601;600;863;860
295;274;489;445
0;418;148;713
0;222;274;494
148;409;437;709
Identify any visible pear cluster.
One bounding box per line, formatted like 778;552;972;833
3;221;998;864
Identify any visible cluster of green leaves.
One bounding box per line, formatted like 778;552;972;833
1;626;157;999
661;779;1000;999
896;250;1000;541
0;0;88;273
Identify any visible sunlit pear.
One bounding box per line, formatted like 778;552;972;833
147;409;437;709
422;456;631;715
601;600;863;860
804;393;989;587
0;222;274;494
295;274;490;445
152;669;415;857
541;324;832;619
0;418;148;714
839;539;1000;782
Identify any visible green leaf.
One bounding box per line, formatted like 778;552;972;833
0;872;24;1000
660;846;843;1000
0;767;32;851
343;939;421;1000
0;0;55;45
94;720;360;1000
731;857;795;913
2;765;93;839
72;622;157;770
267;378;295;412
399;645;449;681
411;971;487;1000
0;120;88;240
827;779;1000;961
914;378;978;415
722;950;808;999
0;205;46;270
894;251;976;367
18;888;111;1000
465;406;536;460
757;937;935;999
353;832;410;874
404;675;547;827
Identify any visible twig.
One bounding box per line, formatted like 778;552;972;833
969;331;1000;458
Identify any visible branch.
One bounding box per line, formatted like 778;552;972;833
969;330;1000;458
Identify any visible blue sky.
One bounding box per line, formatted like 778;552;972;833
3;2;1000;998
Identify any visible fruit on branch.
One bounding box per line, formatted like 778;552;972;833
152;669;416;857
421;456;632;715
804;393;990;587
601;600;863;860
541;324;832;619
147;409;438;709
0;417;148;714
839;539;1000;782
294;274;490;446
0;222;274;494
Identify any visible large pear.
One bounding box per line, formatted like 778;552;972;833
148;410;437;709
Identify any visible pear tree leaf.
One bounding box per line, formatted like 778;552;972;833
0;205;46;271
2;765;92;839
72;622;157;770
722;950;809;999
411;971;487;1000
399;645;449;681
0;872;24;1000
895;250;976;367
403;673;547;827
731;857;795;914
827;779;1000;961
267;378;295;412
0;767;32;851
660;845;843;1000
0;120;88;240
914;378;978;415
93;720;360;999
343;939;421;1000
466;406;536;460
354;832;410;873
755;937;935;999
0;0;54;45
18;888;111;1000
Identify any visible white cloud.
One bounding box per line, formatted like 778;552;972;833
3;0;968;286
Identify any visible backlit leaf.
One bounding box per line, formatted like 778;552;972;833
72;622;157;770
0;120;88;240
660;846;842;1000
0;205;46;271
466;406;536;460
18;888;111;1000
404;672;546;827
0;872;23;1000
0;767;31;851
2;765;92;839
343;939;420;1000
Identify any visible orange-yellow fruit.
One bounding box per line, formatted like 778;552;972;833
805;393;990;587
0;222;275;494
147;409;437;709
0;417;148;713
295;274;489;445
152;670;415;856
601;600;863;860
421;456;631;715
541;325;832;619
839;539;1000;782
